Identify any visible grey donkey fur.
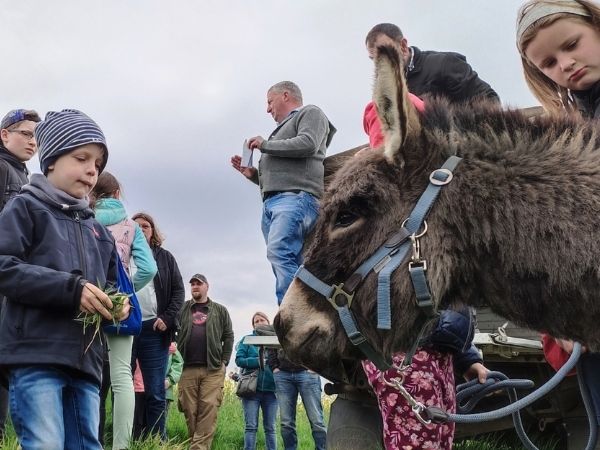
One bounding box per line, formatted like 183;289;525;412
274;45;600;373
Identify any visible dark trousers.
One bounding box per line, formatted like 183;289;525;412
98;356;111;445
0;385;8;438
131;320;169;440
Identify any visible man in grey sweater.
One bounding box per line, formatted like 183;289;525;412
231;80;336;305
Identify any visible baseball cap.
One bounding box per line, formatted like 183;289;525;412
189;274;208;284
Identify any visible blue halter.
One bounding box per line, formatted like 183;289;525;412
294;156;462;370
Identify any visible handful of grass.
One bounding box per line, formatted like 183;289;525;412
76;285;130;353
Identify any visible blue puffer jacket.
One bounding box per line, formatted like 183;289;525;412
0;188;118;386
425;307;482;375
235;332;276;393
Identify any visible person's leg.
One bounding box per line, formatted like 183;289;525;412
0;384;8;439
297;371;327;450
178;367;200;440
580;352;600;425
98;348;111;445
191;366;225;450
261;391;279;450
107;334;135;450
274;370;299;450
137;321;169;439
133;391;146;440
262;192;319;305
63;375;102;450
242;395;260;450
362;349;456;450
9;366;66;450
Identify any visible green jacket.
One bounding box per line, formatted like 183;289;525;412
177;298;234;371
165;349;183;401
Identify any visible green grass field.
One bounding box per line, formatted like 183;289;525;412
0;379;554;449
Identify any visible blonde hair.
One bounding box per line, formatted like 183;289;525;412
517;0;600;116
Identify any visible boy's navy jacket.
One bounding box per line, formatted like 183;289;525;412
0;184;118;386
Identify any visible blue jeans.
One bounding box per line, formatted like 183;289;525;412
9;366;102;450
261;191;319;305
131;319;169;439
242;391;278;450
273;370;326;450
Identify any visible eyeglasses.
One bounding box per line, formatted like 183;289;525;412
8;129;35;140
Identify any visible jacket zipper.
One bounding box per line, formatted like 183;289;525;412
74;211;88;367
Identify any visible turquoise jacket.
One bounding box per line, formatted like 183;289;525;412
235;331;275;393
94;198;157;291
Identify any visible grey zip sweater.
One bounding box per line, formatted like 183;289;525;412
254;104;336;199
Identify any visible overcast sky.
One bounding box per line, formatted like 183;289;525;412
2;1;536;363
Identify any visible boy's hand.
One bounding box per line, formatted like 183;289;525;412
80;283;113;320
116;298;131;322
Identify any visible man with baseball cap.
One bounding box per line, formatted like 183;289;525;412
177;274;234;450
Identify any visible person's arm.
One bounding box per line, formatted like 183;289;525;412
441;54;500;104
0;197;85;310
221;309;235;366
130;224;157;291
167;350;184;386
260;107;330;157
158;251;185;330
235;340;260;369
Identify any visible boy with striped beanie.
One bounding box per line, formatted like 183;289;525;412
0;109;129;449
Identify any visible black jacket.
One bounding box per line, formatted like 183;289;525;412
0;145;29;212
151;245;184;341
407;47;500;105
0;190;118;386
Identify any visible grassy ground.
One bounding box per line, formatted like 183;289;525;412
0;379;554;449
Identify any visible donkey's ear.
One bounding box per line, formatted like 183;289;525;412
373;45;421;164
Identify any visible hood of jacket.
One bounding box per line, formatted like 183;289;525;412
94;198;127;226
22;173;92;214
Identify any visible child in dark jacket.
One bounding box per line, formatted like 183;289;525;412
0;109;129;450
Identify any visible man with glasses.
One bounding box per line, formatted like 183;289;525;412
0;108;40;439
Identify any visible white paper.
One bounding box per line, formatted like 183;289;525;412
241;139;253;168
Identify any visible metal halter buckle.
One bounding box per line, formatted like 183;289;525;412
327;283;354;309
429;168;454;186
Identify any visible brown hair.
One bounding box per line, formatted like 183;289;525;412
252;311;270;327
90;171;121;208
132;212;164;247
6;110;41;130
517;0;600;116
365;23;404;47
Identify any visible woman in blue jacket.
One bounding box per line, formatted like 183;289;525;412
235;312;278;450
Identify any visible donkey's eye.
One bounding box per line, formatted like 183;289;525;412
334;211;358;228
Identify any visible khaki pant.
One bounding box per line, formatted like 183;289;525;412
178;366;225;450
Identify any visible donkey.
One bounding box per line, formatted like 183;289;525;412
274;45;600;374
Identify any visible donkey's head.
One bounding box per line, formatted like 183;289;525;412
273;46;447;371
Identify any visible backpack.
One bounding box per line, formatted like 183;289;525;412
107;218;136;271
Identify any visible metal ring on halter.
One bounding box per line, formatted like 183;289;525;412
401;219;428;238
429;168;454;186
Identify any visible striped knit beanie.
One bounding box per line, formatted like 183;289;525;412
35;109;108;175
